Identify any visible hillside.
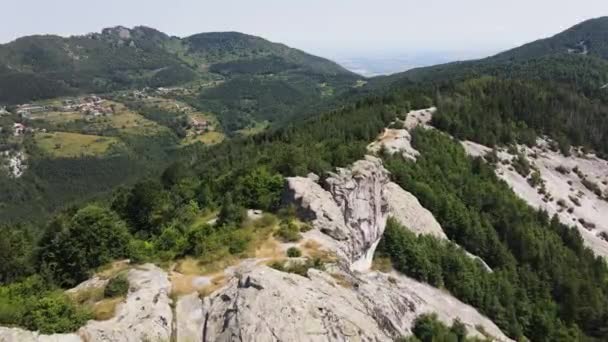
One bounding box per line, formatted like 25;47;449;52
0;26;361;223
4;16;608;342
0;26;359;130
372;16;608;92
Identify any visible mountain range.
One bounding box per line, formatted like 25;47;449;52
1;16;608;342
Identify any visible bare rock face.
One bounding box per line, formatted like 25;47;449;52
0;264;172;342
325;156;390;271
368;129;420;161
462;139;608;258
79;264;172;342
285;155;390;271
385;182;447;239
187;265;511;342
0;329;80;342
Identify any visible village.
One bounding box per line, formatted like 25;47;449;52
2;87;219;143
120;87;216;136
16;95;113;119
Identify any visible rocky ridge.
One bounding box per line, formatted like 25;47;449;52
463;139;608;258
0;108;510;342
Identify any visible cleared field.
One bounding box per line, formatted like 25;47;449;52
85;101;169;135
30;111;82;124
182;131;225;145
236;121;269;136
35;132;124;157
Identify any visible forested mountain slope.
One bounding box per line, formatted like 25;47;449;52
372;16;608;92
0;26;356;101
0;26;362;223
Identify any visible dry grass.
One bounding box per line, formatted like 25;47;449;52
68;286;105;306
330;273;354;289
175;255;241;277
254;236;284;259
97;260;130;280
372;256;393;273
301;239;337;262
34;132;123;157
92;297;124;321
170;272;202;296
198;275;228;297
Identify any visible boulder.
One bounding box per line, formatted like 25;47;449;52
79;264;172;342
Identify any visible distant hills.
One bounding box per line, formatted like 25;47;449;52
0;26;360;131
373;16;608;91
3;17;608;224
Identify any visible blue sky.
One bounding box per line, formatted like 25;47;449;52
2;0;607;57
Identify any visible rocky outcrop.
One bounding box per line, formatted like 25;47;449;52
0;329;80;342
285;156;390;271
79;264;172;342
0;264;172;342
366;108;436;162
179;264;511;342
462;139;608;258
368;129;420;161
2;153;507;341
385;182;447;239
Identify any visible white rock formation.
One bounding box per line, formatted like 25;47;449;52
79;264;172;342
1;150;26;178
1;154;508;342
462;139;608;258
0;264;172;342
367;107;436;161
0;329;80;342
385;182;447;239
177;265;511;342
403;107;436;130
368;128;420;161
286;156;390;271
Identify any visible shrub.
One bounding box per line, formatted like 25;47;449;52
527;171;543;188
270;257;325;277
104;275;129;298
286;247;302;258
512;154;531;177
299;223;313;233
581;178;603;197
555;165;570;174
275;221;302;242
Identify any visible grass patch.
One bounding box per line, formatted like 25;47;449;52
92;297;123;321
372;256;393;273
96;260;130;280
198;275;228;297
34;132;124;157
269;257;326;277
330;273;354;288
182;131;225;145
236;121;269;136
104;275;129;298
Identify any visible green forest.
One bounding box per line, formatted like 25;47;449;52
381;128;608;340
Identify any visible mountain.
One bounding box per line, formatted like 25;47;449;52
491;16;608;61
0;26;359;129
374;16;608;89
0;26;362;223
